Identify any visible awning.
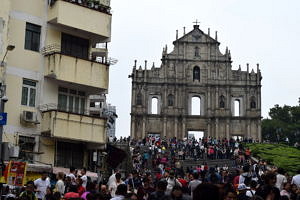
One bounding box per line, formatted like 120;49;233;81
52;167;98;178
27;163;52;173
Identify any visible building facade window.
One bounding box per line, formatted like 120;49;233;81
56;141;84;168
234;99;240;116
21;79;36;107
195;46;200;57
219;95;225;108
151;97;158;114
19;136;35;161
25;22;41;52
136;92;142;105
193;66;200;81
61;33;89;59
58;87;86;114
250;96;256;109
167;94;174;106
191;96;201;115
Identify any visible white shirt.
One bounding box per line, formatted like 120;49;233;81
188;180;201;198
109;180;124;197
34;178;50;199
55;179;65;195
276;174;287;190
291;174;300;188
67;173;76;182
81;175;88;188
246;190;256;197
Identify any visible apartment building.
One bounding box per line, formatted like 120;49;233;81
0;0;112;170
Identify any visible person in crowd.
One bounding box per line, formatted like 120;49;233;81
148;180;169;200
99;184;112;200
76;177;86;196
275;167;287;190
19;181;36;200
166;171;182;193
67;166;76;184
169;186;191;200
81;181;97;200
111;184;127;200
34;172;51;200
44;187;54;200
188;173;201;199
109;173;124;197
64;184;80;199
193;183;221;200
137;178;155;200
292;169;300;188
55;172;65;196
236;184;249;200
81;168;88;189
280;182;291;199
245;180;257;198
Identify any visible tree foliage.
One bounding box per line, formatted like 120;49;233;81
262;100;300;144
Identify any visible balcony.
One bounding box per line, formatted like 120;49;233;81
43;44;109;90
40;104;107;143
48;0;111;39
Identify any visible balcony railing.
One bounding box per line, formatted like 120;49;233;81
49;0;111;15
41;44;117;65
39;103;109;118
40;103;107;143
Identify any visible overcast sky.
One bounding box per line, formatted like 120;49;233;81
107;0;300;138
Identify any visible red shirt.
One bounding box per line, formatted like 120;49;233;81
178;178;188;187
78;185;85;196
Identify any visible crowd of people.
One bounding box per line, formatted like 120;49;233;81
1;136;299;200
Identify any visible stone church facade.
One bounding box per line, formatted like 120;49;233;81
129;24;262;141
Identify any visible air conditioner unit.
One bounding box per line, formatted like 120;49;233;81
9;146;20;158
22;111;38;123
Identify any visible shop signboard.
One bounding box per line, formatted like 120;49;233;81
6;161;27;186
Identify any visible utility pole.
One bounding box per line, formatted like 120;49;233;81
0;45;15;159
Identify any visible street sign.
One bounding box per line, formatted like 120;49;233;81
0;113;7;125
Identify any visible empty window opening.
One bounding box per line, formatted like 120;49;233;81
234;99;240;116
195;46;200;57
167;94;174;106
250;96;256;109
220;95;225;108
191;96;201;115
193;66;200;81
151;97;158;114
188;131;204;141
136;93;142;105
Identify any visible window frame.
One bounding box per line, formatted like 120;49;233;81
24;22;41;52
193;66;200;81
58;87;86;114
21;79;37;107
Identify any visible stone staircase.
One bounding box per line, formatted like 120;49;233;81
179;158;237;173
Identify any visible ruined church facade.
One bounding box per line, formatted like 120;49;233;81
129;24;262;141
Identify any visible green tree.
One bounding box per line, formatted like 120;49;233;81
262;99;300;145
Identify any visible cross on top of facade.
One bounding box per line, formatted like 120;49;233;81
193;19;200;26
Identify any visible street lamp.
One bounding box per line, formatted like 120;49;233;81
0;45;15;160
1;45;15;67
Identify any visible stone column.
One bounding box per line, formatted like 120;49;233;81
142;117;146;138
207;119;211;138
257;120;262;142
163;117;167;137
247;120;250;139
182;117;186;139
130;116;135;138
215;118;219;139
174;117;178;138
226;120;230;140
